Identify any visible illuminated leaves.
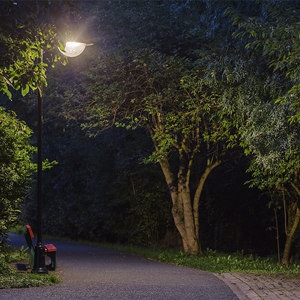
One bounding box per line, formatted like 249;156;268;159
0;1;77;99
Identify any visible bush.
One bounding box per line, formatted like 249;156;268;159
0;107;35;243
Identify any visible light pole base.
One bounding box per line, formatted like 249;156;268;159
32;243;48;274
32;267;48;274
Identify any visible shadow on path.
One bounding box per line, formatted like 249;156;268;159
0;233;239;300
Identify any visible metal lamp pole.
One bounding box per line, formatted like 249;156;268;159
31;42;91;274
32;48;48;274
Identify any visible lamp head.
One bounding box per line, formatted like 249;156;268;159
58;42;86;57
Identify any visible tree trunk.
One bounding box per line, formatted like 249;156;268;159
159;157;200;255
180;181;199;255
146;126;199;254
193;160;221;241
147;125;222;256
282;202;300;265
281;182;300;265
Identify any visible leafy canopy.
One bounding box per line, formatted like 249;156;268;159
0;0;79;99
226;1;300;123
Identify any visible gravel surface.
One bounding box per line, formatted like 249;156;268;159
0;233;239;300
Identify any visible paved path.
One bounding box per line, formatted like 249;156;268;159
3;234;300;300
217;272;300;300
1;234;239;300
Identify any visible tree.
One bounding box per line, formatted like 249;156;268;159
0;106;35;242
241;100;300;265
74;49;235;255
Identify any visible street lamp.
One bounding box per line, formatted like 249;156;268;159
58;42;93;57
32;41;90;274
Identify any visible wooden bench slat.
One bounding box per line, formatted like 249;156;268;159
26;225;34;239
45;244;57;252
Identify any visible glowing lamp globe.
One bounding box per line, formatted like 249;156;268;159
59;42;87;57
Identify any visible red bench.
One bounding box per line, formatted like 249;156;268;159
24;225;57;270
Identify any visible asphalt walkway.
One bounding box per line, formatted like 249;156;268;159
1;233;238;300
1;233;300;300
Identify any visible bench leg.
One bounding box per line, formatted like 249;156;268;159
45;252;56;271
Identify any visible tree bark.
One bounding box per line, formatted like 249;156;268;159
281;181;300;265
146;124;222;255
159;157;200;255
282;203;300;265
193;160;221;241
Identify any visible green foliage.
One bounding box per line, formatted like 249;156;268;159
241;101;300;190
9;225;27;235
0;0;80;99
76;1;257;254
0;107;35;242
0;246;29;264
0;272;60;289
0;260;16;277
226;0;300;123
225;1;300;263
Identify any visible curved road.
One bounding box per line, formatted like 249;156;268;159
1;233;239;300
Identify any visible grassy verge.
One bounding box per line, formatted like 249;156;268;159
0;243;60;289
80;242;300;277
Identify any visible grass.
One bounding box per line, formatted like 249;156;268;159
0;243;60;289
86;243;300;277
0;273;60;289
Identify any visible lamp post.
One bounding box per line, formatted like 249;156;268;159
32;42;91;274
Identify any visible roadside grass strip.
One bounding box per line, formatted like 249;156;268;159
95;243;300;276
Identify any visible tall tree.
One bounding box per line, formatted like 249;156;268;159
241;100;300;265
75;49;234;254
225;0;300;264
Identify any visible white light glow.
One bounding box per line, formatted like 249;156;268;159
59;42;86;57
66;42;83;48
